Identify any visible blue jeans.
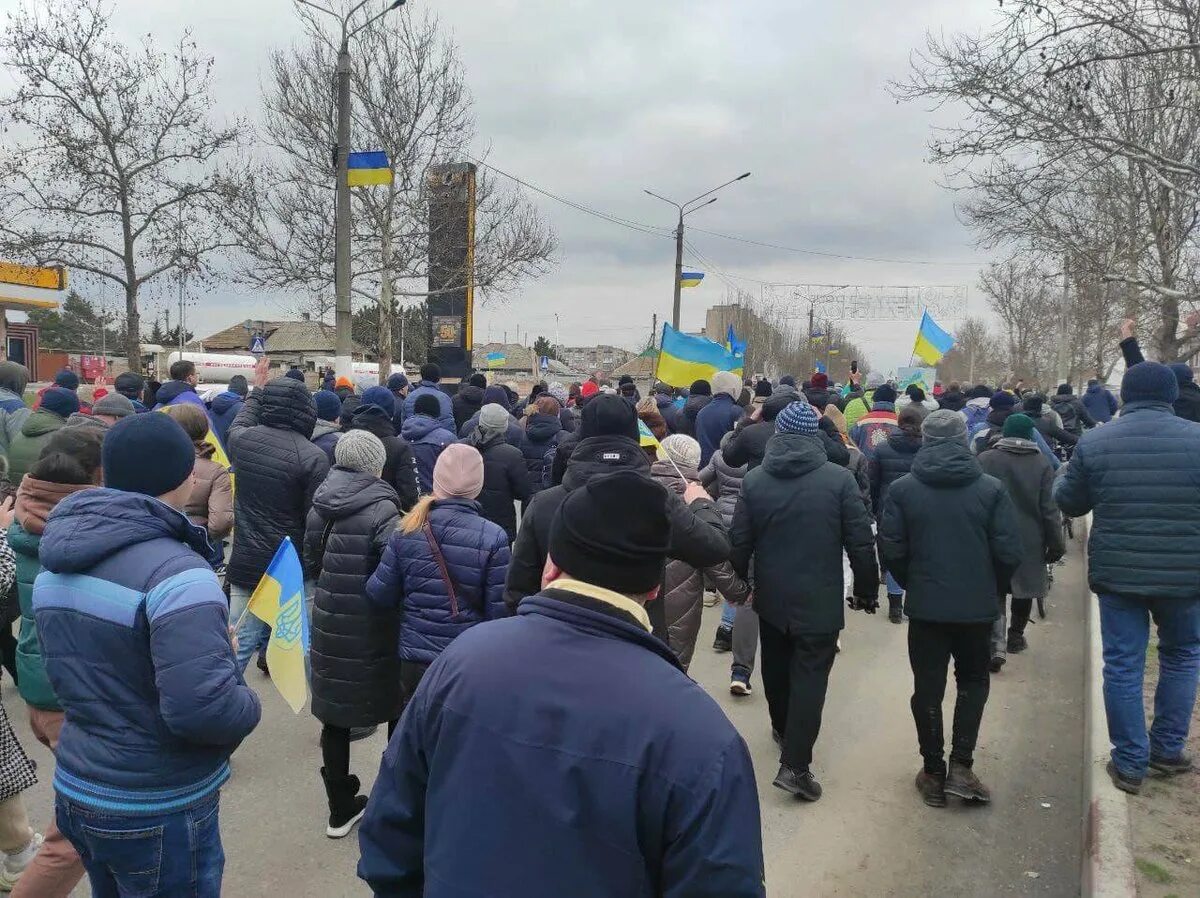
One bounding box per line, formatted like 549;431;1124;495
56;794;223;897
1098;594;1200;778
720;601;736;627
885;571;902;596
228;580;314;676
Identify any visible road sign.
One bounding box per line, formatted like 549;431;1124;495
540;355;550;371
249;333;267;355
0;262;66;291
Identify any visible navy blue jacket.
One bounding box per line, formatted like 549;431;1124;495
209;391;243;451
358;587;765;897
695;393;743;467
516;412;563;495
1054;401;1200;599
365;499;510;665
399;414;456;494
402;381;456;433
33;490;260;815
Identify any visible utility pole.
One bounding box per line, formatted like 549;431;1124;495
333;32;352;380
554;313;560;353
807;302;815;375
671;212;684;331
651;312;658;353
1057;253;1070;386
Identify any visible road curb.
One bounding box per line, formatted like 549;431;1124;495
1079;514;1137;898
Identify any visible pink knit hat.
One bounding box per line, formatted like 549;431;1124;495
433;443;484;501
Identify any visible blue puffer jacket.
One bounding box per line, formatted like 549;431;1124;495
695;393;743;467
400;414;456;494
402;381;456;434
365;498;510;664
517;413;563;495
208;391;244;451
33;490;261;815
1082;383;1118;424
1055;401;1200;600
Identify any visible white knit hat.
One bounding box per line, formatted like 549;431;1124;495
711;370;742;400
658;433;701;470
335;429;386;476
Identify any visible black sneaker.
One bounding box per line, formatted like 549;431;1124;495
887;594;904;624
1007;633;1028;654
773;764;822;801
712;625;733;653
327;794;368;838
256;653;270;676
915;770;947;808
945;762;991;803
348;725;378;743
989;655;1005;674
1106;760;1142;794
1148;753;1193;776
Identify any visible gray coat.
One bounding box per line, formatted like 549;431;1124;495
699;449;746;526
979;438;1065;598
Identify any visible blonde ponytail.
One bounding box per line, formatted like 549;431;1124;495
399;495;436;534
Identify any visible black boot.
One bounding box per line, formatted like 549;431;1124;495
945;762;991;803
887;594;904;624
915;770;947;808
712;625;733;653
321;767;369;838
772;764;822;801
1006;632;1028;654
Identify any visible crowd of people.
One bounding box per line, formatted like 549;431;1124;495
0;314;1188;895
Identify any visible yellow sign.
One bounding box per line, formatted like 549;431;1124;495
0;262;66;291
0;295;60;311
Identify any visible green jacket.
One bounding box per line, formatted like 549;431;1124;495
10;523;57;711
843;390;875;430
7;410;65;486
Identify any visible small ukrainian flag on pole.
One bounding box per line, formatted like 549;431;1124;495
244;538;309;713
347;151;393;187
912;311;955;366
679;271;705;288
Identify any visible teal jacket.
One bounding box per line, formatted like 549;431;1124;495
10;522;57;710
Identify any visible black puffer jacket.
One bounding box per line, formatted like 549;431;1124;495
348;405;420;512
504;434;729;614
879;440;1022;623
675;394;711;437
730;433;878;635
461;427;530;542
868;430;921;517
723;410;850;471
305;468;403;729
1050;394;1095;436
937;389;966;412
452;385;485;433
517;413;563;495
227;378;330;588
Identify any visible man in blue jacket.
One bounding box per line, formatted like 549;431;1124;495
208;374;247;450
1082;378;1118;424
401;363;455;433
33;413;261;896
694;369;745;467
359;469;765;897
1055;361;1200;794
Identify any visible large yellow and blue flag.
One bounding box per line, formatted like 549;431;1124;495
347;151;392;187
656;323;743;388
679;271;705;288
912;311;955;366
246;537;309;713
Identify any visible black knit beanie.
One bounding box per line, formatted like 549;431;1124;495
103;413;195;497
579;394;638;440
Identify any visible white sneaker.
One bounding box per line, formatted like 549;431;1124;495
0;833;43;891
730;678;752;696
702;591;719;607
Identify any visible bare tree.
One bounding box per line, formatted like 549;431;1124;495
0;0;245;371
236;2;555;380
938;316;1008;387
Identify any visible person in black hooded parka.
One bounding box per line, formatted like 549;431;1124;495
461;403;531;543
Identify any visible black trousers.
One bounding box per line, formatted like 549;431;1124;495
319;661;428;780
759;618;839;770
908;620;992;777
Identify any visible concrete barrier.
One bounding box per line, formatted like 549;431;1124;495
1079;514;1137;898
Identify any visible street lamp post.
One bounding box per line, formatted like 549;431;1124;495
645;172;750;331
298;0;407;379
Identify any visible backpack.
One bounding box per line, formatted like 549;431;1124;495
963;403;990;432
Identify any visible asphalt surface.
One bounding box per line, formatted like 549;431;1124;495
6;542;1087;897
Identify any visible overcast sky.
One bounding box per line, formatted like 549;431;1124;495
3;0;1002;373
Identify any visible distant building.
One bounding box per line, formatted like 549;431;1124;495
193;316;371;370
558;344;634;377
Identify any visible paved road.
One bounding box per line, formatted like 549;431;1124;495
7;542;1087;897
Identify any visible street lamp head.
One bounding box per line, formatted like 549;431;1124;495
736;172;751;180
388;0;407;8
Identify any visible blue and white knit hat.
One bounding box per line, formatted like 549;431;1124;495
775;400;819;435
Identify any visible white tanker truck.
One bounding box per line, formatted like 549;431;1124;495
160;352;384;390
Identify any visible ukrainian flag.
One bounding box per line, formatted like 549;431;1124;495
656;323;743;388
912;311;955;366
347;151;392;187
638;419;659;449
245;538;309;714
679;272;705;288
486;351;506;369
725;323;746;356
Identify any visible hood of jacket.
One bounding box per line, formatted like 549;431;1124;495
885;430;923;455
311;420;340;442
312;467;401;520
986;407;1014;428
21;408;65;438
562;435;649;491
654;393;674;412
462;427;507;453
456;384;484;408
155;380;197;405
1049;395;1076;412
910;440;982;487
522;413;563;444
259;378;317;438
966;396;990;411
401;414;450;442
682;394;712;418
210;391;243;415
992;437;1039;455
16;477;92;536
352;404;396;440
649;459;698;494
761;432;828;479
39;488;213;574
1084;383;1108;399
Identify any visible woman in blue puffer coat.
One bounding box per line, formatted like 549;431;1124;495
365;443;510;706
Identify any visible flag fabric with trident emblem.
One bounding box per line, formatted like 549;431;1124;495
245;537;309;713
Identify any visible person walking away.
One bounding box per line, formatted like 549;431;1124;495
1023;395;1078;456
978;413;1064;671
844;370;885;429
635;396;669;463
730;401;879;801
311;389;343;464
653;381;680;433
0;363;30;458
226;377;331;672
152;359;209;411
971;391;1061;468
7;389;77;487
461;404;530;544
365;444;509;715
34;371;88;415
33;413;261;896
723;392;796;471
401;363;455;433
401;394;457;494
452;373;487;433
695;371;743;467
458;385;523;445
306;431;403;839
163;404;234;561
1118;315;1200;422
1082;378;1118;424
938;382;967;413
359;469;765;896
385;373;409;433
849;383;899;461
651;435;749;671
334;376;356;403
1050;384;1096;438
674;379;712;437
515;395;563;496
823;405;871;512
869;405;925;623
208;375;247;450
1054;360;1200;793
349;387;420;512
112;371;149;414
879;410;1022;808
67;393;135;430
9;427;103;897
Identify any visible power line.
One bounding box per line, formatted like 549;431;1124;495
687;227;984;267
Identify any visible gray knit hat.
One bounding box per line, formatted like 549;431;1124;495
479;403;510;434
921;409;968;446
658;433;701;470
92;393;136;419
335;428;386;476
